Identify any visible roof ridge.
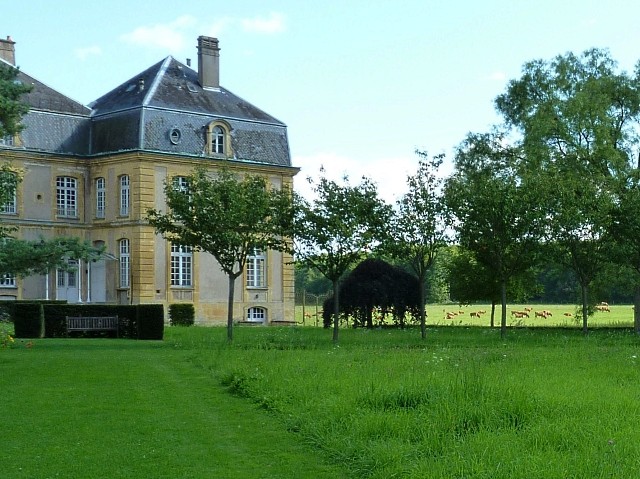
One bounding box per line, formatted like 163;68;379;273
142;56;172;107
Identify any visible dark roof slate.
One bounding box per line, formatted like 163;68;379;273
90;57;284;126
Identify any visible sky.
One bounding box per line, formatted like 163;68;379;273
5;0;640;203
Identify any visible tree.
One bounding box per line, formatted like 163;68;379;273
383;150;448;339
147;167;293;341
495;49;640;333
444;132;548;338
0;63;32;138
0;237;103;277
321;258;420;329
293;170;391;342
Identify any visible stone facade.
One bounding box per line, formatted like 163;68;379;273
0;36;297;324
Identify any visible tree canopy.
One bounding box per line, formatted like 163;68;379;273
147;167;293;341
293;170;391;342
0;63;32;138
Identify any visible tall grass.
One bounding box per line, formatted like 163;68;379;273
174;326;640;478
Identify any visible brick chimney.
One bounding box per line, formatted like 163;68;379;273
0;36;16;65
197;36;220;90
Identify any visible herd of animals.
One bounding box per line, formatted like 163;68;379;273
443;302;611;320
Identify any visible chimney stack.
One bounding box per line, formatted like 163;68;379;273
197;36;220;90
0;35;16;65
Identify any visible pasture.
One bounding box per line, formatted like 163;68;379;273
3;317;640;478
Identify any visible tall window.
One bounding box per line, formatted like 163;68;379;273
96;177;105;218
173;176;189;192
212;126;225;154
56;176;77;217
0;172;16;214
247;307;266;322
246;249;266;288
171;244;192;286
0;274;16;287
120;175;130;216
0;135;13;146
119;239;130;288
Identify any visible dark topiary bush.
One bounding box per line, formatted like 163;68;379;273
323;258;421;329
136;304;165;340
169;303;195;326
13;303;45;338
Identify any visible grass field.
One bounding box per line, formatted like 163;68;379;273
3;317;640;478
295;303;636;328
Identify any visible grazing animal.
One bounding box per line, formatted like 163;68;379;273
534;311;548;319
470;311;480;318
563;312;573;317
514;311;529;319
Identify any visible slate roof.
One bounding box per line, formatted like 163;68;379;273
3;55;292;167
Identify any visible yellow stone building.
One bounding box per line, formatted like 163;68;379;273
0;35;297;324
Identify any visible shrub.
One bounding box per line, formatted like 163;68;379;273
137;304;165;340
169;303;195;326
13;303;45;338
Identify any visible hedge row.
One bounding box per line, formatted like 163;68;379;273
13;303;164;340
169;303;195;326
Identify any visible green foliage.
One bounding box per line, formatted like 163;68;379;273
494;48;640;332
383;150;449;338
0;236;104;277
0;63;32;138
294;169;392;341
13;303;44;338
294;261;332;296
147;167;293;341
169;303;195;326
11;304;164;339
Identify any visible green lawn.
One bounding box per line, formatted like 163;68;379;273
4;323;640;478
0;337;345;479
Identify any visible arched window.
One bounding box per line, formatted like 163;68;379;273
247;307;266;323
207;122;232;157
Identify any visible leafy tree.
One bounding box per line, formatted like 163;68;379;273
293;170;391;342
383;150;448;339
147;167;293;342
0;237;103;277
495;48;640;333
321;258;420;329
0;63;32;138
444;132;548;338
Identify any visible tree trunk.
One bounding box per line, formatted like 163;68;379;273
419;278;426;340
581;283;589;335
332;280;340;343
491;300;496;328
227;274;236;342
634;284;640;335
500;280;507;339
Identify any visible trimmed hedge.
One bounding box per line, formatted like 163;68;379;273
12;303;164;340
169;303;195;326
13;303;45;339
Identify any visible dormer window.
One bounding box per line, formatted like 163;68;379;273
206;121;232;157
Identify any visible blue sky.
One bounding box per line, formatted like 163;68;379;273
5;0;640;201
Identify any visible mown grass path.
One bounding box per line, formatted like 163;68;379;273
1;339;345;479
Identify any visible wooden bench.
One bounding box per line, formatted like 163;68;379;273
66;315;119;337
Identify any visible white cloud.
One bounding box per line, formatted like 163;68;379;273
203;17;234;38
487;71;506;82
74;45;102;61
241;12;286;34
293;152;417;205
120;15;197;53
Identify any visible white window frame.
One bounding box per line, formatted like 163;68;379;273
247;307;266;323
0;135;14;146
96;177;106;218
0;274;16;288
56;176;77;217
171;244;193;287
119;175;130;216
246;248;266;288
119;239;130;288
0;174;16;215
